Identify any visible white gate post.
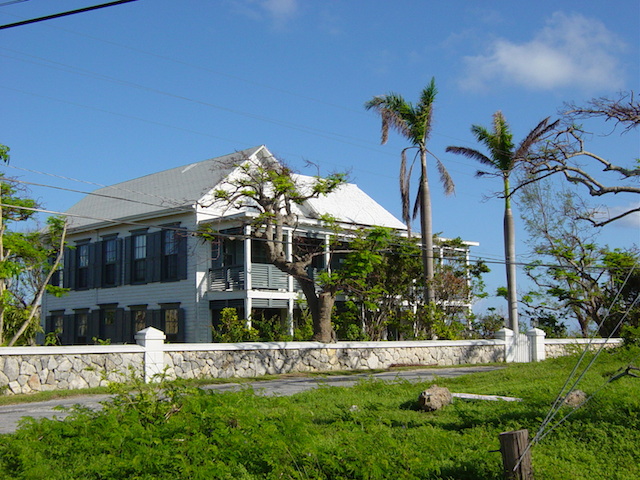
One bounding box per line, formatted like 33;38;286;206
135;327;166;382
527;327;546;362
496;328;515;363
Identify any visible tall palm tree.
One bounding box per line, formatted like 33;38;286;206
446;112;558;333
365;78;454;304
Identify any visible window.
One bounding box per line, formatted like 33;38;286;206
162;229;179;281
103;238;118;287
164;308;179;336
75;310;88;344
76;243;90;289
132;234;147;283
160;303;181;342
130;306;148;333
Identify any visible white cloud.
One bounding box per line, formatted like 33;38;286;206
262;0;298;22
594;203;640;230
460;12;626;92
231;0;298;27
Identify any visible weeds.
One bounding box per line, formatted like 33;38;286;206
0;347;638;479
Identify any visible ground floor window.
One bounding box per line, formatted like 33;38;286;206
129;305;148;333
74;310;89;344
159;303;183;342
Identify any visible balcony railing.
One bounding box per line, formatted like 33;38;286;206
209;264;291;291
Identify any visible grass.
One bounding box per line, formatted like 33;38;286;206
1;348;639;479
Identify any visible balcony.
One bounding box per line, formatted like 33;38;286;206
209;263;289;291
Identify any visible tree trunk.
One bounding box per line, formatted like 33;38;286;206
504;206;519;333
297;276;335;343
419;148;435;305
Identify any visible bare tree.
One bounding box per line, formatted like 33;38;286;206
526;91;640;226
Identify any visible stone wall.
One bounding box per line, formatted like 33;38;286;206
163;340;504;380
0;330;623;396
544;338;622;359
0;346;144;395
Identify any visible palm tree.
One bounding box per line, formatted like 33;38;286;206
446;112;558;333
365;78;454;305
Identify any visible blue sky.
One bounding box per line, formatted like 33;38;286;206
1;0;639;322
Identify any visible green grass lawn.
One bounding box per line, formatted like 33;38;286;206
1;347;639;479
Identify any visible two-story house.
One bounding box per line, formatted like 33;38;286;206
42;145;425;344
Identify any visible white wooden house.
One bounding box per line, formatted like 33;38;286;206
42;145;429;344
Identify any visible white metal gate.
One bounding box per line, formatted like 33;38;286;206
513;334;531;363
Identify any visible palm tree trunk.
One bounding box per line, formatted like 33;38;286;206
504;204;519;333
419;148;435;304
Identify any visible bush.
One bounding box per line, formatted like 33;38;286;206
212;308;259;342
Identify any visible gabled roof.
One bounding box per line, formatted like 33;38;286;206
66;146;264;231
65;145;405;232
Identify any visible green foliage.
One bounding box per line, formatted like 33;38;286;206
471;308;506;339
212;308;259;343
620;324;640;347
2;347;639;479
0;166;68;345
529;311;568;338
292;307;314;341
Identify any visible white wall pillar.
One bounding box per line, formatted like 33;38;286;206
495;327;515;363
527;327;546;362
135;327;166;382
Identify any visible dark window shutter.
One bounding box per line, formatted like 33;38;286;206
114;238;123;286
63;247;76;290
62;315;74;345
45;315;53;334
177;231;188;281
88;242;98;289
88;310;101;341
177;307;185;342
123;236;132;285
148;232;162;283
115;308;126;343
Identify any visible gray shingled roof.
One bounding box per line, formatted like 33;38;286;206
65;145;406;232
66;146;263;230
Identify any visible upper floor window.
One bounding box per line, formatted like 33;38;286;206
76;243;90;289
162;229;179;281
132;234;147;283
103;238;118;287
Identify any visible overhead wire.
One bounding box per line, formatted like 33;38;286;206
508;262;640;470
0;0;139;31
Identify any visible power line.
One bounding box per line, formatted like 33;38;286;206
0;0;30;7
0;0;139;30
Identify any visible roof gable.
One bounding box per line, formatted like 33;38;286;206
66;146;264;230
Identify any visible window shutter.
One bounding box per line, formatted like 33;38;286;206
123;236;132;285
88;242;99;289
62;314;74;345
177;307;186;342
63;247;76;290
114;238;123;286
177;230;188;280
148;232;162;283
88;310;101;341
116;308;126;343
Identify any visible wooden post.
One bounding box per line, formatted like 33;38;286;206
499;429;533;479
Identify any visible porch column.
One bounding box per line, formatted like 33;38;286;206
285;229;294;336
243;225;252;328
324;233;331;273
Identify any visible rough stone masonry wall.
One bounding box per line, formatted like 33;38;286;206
164;342;504;380
544;338;622;359
0;351;143;395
